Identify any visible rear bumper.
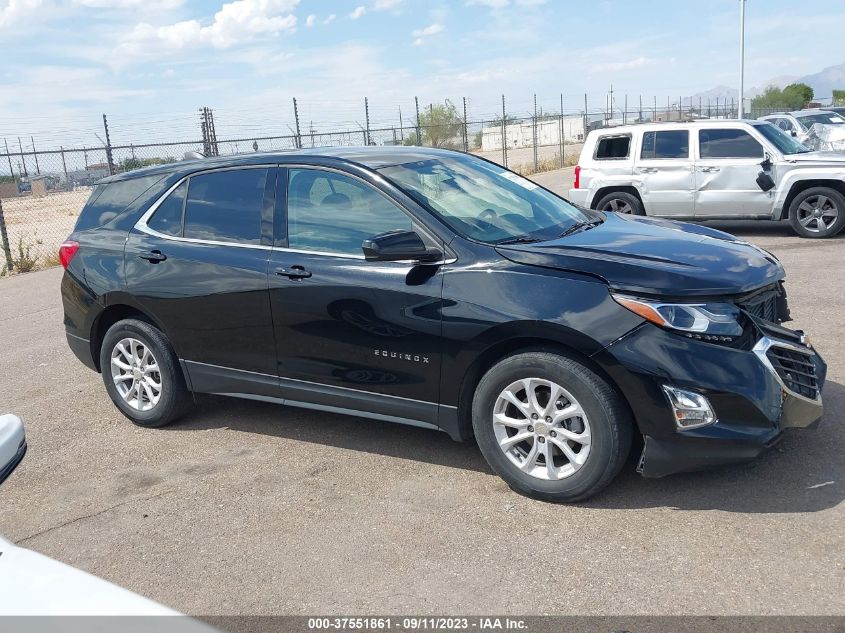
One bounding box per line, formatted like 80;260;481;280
66;332;97;371
594;322;825;478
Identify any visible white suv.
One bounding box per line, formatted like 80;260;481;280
568;120;845;238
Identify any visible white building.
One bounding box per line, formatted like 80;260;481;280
481;116;587;152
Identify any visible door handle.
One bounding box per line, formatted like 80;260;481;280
138;250;167;263
637;167;658;174
275;265;312;279
699;166;721;173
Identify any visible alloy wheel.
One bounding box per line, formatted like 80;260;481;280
797;194;840;233
492;377;592;480
110;337;162;412
604;199;633;214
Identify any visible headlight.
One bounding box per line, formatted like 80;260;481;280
612;294;743;341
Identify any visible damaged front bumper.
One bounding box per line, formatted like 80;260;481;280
593;319;826;479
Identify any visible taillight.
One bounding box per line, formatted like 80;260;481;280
574;165;581;189
58;240;79;269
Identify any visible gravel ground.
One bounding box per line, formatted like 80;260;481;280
0;168;842;616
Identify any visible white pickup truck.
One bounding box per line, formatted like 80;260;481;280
568;119;845;238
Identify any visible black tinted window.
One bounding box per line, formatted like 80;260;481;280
75;174;164;231
641;130;689;159
595;135;630;159
699;129;763;158
147;181;186;236
183;169;268;244
287;169;413;255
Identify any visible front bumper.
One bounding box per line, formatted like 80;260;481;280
594;320;826;478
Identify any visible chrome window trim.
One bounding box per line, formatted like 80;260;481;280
134;165;277;251
752;336;822;405
135;162;457;262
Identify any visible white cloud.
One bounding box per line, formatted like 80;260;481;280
323;13;335;24
411;22;443;45
73;0;184;8
305;13;315;27
372;0;401;10
349;5;365;19
118;0;299;54
592;56;660;73
0;0;42;29
465;0;546;6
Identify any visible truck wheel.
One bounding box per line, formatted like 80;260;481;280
595;191;645;215
100;318;192;428
788;187;845;238
472;351;633;502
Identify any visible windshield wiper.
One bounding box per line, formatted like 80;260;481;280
496;235;544;245
559;219;602;238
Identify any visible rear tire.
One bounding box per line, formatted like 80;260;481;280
100;318;192;428
472;351;632;502
595;191;645;216
788;187;845;238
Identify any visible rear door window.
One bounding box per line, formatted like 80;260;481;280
183;168;268;245
594;135;631;159
147;181;186;237
698;128;763;159
640;130;689;159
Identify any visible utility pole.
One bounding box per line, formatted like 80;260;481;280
414;96;421;146
3;139;14;181
624;94;628;125
60;146;68;184
398;106;404;142
559;93;564;169
501;94;507;168
583;93;588;137
532;93;538;172
17;137;27;177
462;97;468;152
31;136;40;175
293;98;302;149
738;0;746;118
364;97;371;145
102;114;115;175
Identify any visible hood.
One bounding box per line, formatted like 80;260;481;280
495;213;784;297
784;150;845;163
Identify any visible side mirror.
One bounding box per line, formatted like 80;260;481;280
0;414;26;486
756;171;776;192
362;230;443;263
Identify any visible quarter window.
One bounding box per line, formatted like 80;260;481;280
287;169;413;256
183;169;268;245
640;130;689;159
147;181;186;237
594;135;631;159
698;129;763;159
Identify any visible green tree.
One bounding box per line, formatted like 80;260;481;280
417;99;464;148
833;89;845;105
752;83;814;111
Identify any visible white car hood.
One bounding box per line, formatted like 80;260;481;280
784;150;845;164
0;535;177;616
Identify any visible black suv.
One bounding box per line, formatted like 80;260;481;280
60;147;826;501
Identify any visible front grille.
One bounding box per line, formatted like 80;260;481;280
740;292;779;322
766;345;819;400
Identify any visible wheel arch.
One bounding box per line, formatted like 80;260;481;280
89;299;167;372
779;179;845;220
590;185;644;211
453;336;639;442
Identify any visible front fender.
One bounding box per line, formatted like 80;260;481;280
773;167;845;217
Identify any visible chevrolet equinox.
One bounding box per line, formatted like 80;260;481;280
60;147;826;501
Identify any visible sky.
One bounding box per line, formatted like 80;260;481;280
1;0;844;149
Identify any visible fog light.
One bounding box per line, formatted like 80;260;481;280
661;385;717;429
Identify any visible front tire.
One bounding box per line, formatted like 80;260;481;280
472;351;632;502
788;187;845;238
100;318;192;428
595;191;644;215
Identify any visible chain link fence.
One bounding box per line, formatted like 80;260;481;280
0;94;838;276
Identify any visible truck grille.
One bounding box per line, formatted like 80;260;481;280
766;345;819;400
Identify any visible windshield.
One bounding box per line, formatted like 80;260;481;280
795;112;845;130
752;122;811;155
378;154;592;244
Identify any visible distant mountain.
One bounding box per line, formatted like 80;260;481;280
686;62;844;106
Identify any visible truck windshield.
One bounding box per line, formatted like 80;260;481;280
752;122;811;155
378;154;592;244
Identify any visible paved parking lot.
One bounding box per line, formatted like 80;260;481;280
0;168;842;615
